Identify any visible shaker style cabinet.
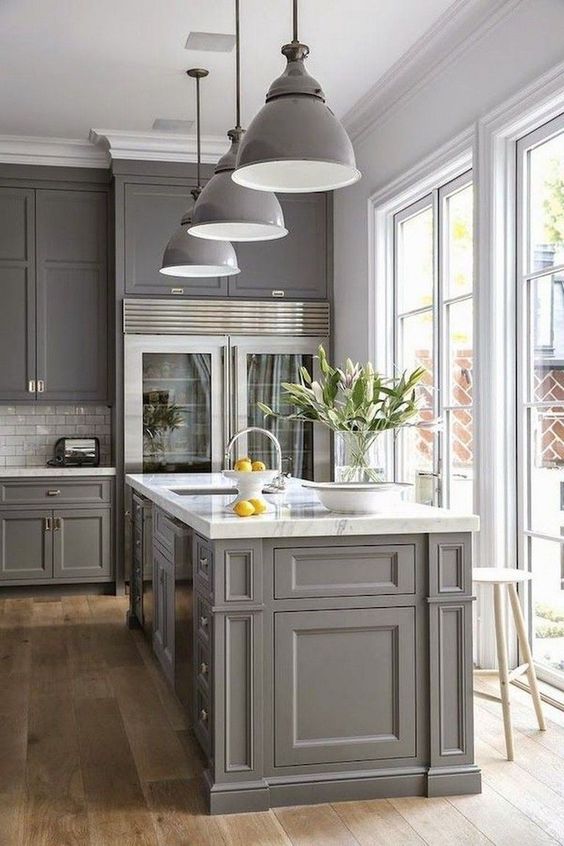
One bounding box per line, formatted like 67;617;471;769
118;179;330;301
230;193;329;300
122;183;228;297
0;184;109;402
0;479;113;584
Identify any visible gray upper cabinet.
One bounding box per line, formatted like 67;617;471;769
229;194;329;300
0;188;36;400
36;189;108;401
0;183;109;403
123;183;228;297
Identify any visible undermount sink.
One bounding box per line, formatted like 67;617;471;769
169;487;237;496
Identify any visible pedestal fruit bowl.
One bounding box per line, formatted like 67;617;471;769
223;468;279;506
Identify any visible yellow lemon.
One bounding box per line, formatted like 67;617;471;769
234;459;253;472
249;497;267;515
233;500;255;517
251;460;266;472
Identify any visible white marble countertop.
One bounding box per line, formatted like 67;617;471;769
126;473;479;540
0;466;117;477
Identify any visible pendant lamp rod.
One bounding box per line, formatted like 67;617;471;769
292;0;299;42
235;0;241;130
186;67;209;191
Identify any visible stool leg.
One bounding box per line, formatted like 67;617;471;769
507;582;546;731
493;583;514;760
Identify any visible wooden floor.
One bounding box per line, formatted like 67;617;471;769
2;596;564;846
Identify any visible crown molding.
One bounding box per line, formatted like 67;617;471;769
89;129;229;164
0;134;109;168
342;0;524;145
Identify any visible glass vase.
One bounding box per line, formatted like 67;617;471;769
334;431;385;483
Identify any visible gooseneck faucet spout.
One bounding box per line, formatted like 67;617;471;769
224;426;286;491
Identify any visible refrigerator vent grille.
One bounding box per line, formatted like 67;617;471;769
123;298;330;336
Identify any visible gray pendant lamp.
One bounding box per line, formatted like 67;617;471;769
232;0;361;193
189;1;287;242
160;68;240;277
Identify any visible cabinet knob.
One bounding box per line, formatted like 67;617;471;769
136;539;141;547
200;661;208;676
199;615;208;629
47;489;61;496
199;556;208;572
200;709;208;722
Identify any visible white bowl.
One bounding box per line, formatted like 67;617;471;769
302;481;411;514
222;469;279;505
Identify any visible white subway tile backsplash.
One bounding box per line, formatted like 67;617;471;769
0;404;112;466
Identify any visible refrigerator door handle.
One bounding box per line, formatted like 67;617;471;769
222;342;232;456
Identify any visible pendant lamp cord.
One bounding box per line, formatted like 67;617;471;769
292;0;299;42
235;0;241;130
195;74;201;189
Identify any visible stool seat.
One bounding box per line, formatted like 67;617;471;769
473;567;532;584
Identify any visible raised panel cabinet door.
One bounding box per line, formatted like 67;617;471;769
161;556;175;683
152;549;163;655
229;194;328;299
52;508;111;580
0;188;36;400
274;607;416;766
0;510;52;581
123;183;228;296
35;189;108;401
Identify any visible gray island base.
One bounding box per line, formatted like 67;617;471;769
126;474;481;814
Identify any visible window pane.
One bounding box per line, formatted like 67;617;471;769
531;273;564;402
398;408;435;488
530;536;564;674
528;406;564;536
445;183;473;297
398;311;434;408
448;408;473;512
396;205;434;312
529;131;564;273
448;298;473;406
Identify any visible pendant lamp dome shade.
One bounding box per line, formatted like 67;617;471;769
159;67;240;278
161;207;240;277
233;32;361;193
190;130;287;241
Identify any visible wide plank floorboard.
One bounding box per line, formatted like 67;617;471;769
1;594;564;845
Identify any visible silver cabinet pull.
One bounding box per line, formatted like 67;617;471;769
135;539;141;547
170;287;184;295
200;661;208;676
28;379;36;393
37;380;45;393
199;615;208;628
47;489;61;496
44;517;51;532
199;556;208;571
272;290;285;298
200;709;208;722
53;517;61;531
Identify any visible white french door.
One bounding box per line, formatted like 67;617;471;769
517;112;564;689
392;171;474;509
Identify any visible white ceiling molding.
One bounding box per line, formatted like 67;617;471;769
89;129;229;164
342;0;524;144
0;134;109;168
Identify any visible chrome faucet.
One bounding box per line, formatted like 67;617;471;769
224;426;287;491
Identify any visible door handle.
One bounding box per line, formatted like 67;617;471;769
37;380;45;393
28;379;36;393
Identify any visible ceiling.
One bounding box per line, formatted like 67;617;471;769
0;0;457;143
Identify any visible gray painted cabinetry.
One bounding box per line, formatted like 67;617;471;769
0;478;113;584
0;183;109;402
188;531;479;814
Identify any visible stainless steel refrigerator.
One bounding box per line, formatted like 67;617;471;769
123;299;331;480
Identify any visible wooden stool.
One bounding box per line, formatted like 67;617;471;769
473;567;546;760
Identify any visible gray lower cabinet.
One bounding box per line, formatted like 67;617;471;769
123;183;228;297
52;508;111;579
0;510;52;580
0;188;36;401
0;183;109;403
152;542;175;684
0;479;113;585
230;193;329;300
274;606;416;766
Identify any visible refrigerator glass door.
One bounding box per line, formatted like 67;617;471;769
232;337;330;481
125;335;225;473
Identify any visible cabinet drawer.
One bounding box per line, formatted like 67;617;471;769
153;506;189;558
274;544;416;599
0;479;111;506
194;534;213;593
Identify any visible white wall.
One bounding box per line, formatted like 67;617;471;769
334;0;564;365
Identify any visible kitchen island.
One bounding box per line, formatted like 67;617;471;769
126;473;481;814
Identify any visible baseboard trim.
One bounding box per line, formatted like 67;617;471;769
205;765;481;814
